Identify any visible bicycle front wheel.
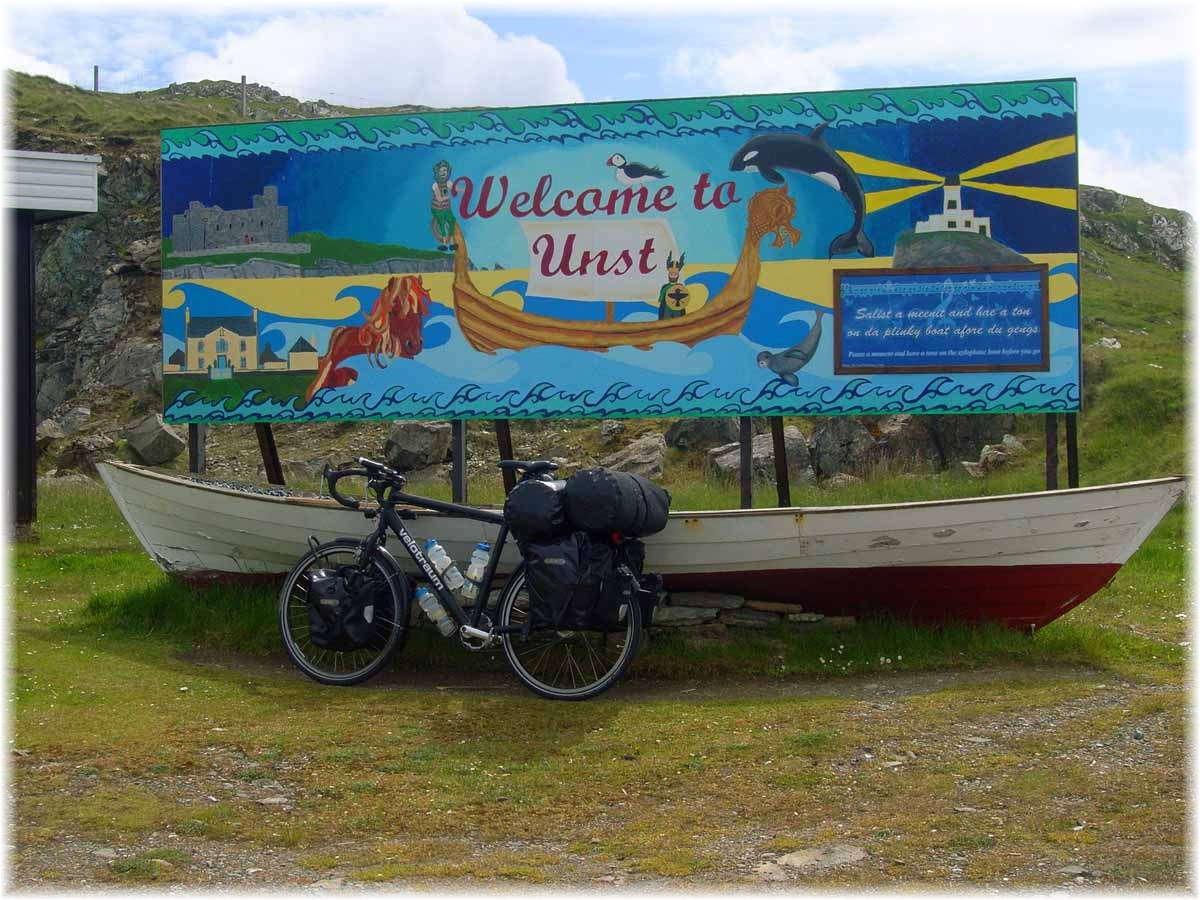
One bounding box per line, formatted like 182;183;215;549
499;565;641;700
279;540;408;686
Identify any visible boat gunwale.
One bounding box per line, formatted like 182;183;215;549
98;461;1186;520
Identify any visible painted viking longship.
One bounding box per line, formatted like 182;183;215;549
450;186;801;353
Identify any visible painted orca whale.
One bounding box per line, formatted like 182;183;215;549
730;123;875;259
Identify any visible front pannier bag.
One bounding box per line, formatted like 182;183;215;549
563;468;671;537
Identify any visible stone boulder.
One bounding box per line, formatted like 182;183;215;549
383;421;452;471
124;413;186;466
706;426;813;482
599;420;626;445
598;433;667;479
808;417;876;478
35;418;66;453
664;417;738;452
925;414;1016;467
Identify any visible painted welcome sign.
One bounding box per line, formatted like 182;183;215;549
159;78;1080;422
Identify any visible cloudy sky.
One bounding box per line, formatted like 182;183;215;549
4;1;1194;211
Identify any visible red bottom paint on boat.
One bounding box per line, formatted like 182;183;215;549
664;563;1123;630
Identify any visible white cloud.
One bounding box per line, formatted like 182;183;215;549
1079;135;1194;212
663;9;1193;96
170;8;583;108
3;49;70;83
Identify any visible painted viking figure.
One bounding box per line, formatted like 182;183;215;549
656;250;689;321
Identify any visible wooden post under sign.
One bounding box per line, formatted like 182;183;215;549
1044;413;1059;491
1065;412;1079;489
770;417;791;507
738;416;753;509
188;424;207;474
451;419;467;503
494;419;516;494
255;423;285;486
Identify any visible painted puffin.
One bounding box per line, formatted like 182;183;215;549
606;153;668;185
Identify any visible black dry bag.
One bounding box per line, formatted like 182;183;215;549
503;477;569;543
563;467;671;537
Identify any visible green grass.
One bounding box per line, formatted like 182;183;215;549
8;71;431;148
11;480;1188;886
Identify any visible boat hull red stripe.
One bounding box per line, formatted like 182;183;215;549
663;563;1122;629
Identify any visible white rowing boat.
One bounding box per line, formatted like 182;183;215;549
98;461;1184;629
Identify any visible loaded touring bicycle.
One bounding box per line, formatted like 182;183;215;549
278;456;670;700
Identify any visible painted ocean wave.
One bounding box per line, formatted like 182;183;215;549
164;318;1081;423
162;82;1076;161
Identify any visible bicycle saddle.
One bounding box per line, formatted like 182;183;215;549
497;459;559;476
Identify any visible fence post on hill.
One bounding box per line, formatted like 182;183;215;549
451;419;468;503
1044;413;1059;490
241;76;248;117
255;423;285;486
188;424;207;474
1065;413;1079;489
739;417;753;509
494;419;516;494
770;417;791;507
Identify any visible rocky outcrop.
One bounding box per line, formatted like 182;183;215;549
808;414;1016;478
1080;186;1193;270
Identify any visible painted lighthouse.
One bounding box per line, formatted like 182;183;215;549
914;175;992;236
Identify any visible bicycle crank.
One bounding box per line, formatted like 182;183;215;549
459;615;496;651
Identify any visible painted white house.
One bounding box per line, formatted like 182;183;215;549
914;175;991;237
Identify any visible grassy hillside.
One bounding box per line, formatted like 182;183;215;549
8;71;434;149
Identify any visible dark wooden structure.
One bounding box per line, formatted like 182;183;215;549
7;150;101;528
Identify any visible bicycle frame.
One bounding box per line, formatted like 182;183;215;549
356;491;521;639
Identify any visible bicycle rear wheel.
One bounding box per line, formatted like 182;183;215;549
279;540;408;686
498;565;641;700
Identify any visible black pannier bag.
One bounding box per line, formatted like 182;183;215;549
503;477;569;543
524;532;630;632
305;567;380;651
612;538;661;626
563;467;671;537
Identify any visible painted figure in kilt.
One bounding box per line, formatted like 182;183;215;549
430;160;457;251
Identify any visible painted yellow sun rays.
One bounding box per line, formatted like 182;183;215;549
843;135;1077;214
